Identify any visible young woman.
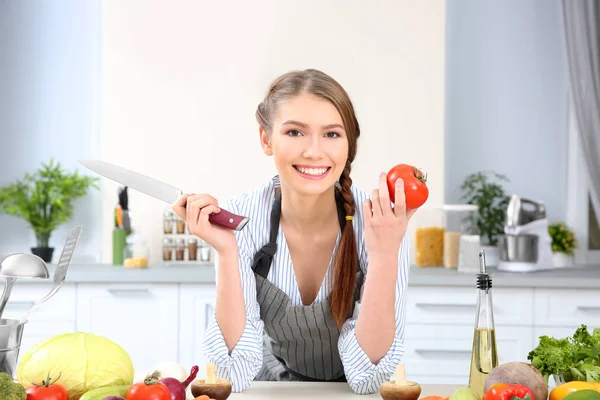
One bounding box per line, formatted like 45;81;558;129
172;69;415;395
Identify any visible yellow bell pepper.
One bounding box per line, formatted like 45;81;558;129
550;382;600;400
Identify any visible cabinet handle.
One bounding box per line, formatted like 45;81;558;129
577;306;600;312
107;288;151;296
415;349;472;355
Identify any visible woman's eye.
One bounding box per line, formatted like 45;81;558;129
287;130;302;137
325;131;340;138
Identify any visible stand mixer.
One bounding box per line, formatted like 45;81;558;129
497;195;554;272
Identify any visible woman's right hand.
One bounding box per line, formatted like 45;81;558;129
171;193;237;254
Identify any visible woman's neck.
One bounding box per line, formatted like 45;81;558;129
279;184;340;234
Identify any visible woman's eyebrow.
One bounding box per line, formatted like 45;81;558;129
282;120;344;130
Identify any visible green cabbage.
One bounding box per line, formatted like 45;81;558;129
16;332;134;400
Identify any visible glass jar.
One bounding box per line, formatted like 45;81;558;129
162;237;173;261
176;218;186;234
175;238;186;261
123;234;149;268
411;204;478;268
163;211;175;234
188;238;198;261
199;240;211;262
442;205;479;269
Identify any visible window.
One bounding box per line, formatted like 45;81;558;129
566;97;600;264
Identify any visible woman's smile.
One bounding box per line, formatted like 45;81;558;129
293;164;332;180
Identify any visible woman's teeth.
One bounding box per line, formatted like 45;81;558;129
295;166;329;176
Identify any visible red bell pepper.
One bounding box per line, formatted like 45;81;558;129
483;383;535;400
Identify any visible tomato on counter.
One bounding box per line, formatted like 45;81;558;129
126;373;171;400
26;372;69;400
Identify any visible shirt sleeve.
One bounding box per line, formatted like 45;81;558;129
337;228;411;395
201;199;264;392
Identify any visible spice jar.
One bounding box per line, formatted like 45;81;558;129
162;237;173;261
188;238;198;261
123;234;149;268
176;218;186;234
200;240;211;262
163;211;175;234
175;238;186;261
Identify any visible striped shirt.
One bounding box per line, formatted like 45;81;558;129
202;175;410;395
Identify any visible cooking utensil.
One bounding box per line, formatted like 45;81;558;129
505;195;547;230
497;234;539;262
20;226;81;323
0;254;50;318
0;318;26;377
79;159;249;231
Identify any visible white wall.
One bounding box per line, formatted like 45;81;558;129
444;0;568;223
100;0;447;264
0;0;102;262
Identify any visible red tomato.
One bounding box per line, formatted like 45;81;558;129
386;164;429;209
26;379;69;400
126;379;171;400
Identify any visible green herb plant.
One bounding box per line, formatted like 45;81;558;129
460;171;511;246
0;158;99;248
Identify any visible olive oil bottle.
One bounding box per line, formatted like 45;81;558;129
468;250;498;398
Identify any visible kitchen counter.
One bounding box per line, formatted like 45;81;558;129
188;382;462;399
25;262;600;288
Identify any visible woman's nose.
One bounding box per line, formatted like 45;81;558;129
302;136;323;158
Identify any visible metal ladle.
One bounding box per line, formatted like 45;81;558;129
0;254;50;318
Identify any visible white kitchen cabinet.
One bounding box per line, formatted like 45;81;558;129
534;288;600;327
403;323;533;384
178;283;216;377
76;283;179;374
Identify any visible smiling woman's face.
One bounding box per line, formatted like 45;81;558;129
260;92;349;196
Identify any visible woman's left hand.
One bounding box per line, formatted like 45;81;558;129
363;172;417;260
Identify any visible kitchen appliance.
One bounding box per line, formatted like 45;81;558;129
0;254;50;318
497;195;554;272
20;226;81;323
79;159;249;231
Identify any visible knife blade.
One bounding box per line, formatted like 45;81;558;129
79;159;249;231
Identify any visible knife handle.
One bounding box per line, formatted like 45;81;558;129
209;209;250;231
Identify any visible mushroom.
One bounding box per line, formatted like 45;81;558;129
379;364;421;400
190;363;232;400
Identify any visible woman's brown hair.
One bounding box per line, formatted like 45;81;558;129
256;69;360;330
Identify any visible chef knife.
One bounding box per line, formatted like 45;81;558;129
79;159;249;231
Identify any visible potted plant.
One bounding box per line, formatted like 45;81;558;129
460;171;511;266
0;158;99;262
548;222;577;267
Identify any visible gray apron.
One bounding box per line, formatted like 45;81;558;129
251;187;364;382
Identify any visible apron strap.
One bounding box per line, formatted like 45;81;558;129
251;186;348;279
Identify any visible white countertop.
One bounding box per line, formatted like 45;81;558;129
188;382;462;399
22;261;600;288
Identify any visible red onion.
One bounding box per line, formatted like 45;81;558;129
159;365;199;400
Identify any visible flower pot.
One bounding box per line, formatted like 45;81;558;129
31;247;54;263
552;252;574;268
481;245;499;267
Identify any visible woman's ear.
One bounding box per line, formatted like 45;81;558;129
260;125;273;156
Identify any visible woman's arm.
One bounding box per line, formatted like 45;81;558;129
338;235;410;394
202;200;264;392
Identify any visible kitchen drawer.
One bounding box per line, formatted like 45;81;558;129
534;288;600;327
402;324;533;379
1;282;76;322
405;286;533;326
